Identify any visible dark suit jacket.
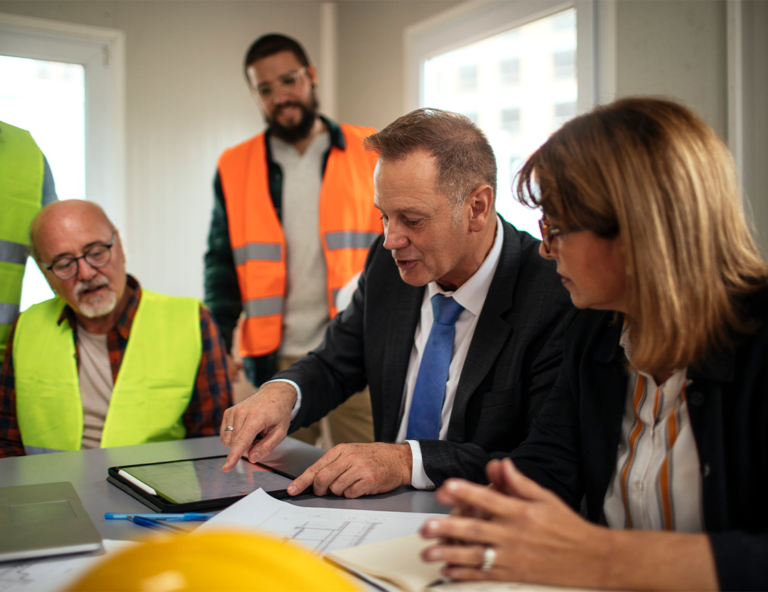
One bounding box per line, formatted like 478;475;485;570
511;291;768;591
279;218;576;485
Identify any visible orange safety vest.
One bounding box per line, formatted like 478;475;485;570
217;124;382;358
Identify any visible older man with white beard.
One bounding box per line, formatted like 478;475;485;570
0;200;232;456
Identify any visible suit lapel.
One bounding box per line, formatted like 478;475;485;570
447;222;519;442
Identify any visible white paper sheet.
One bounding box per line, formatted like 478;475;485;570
197;488;443;554
0;540;137;592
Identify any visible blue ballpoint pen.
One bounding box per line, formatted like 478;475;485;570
105;512;215;521
129;515;187;533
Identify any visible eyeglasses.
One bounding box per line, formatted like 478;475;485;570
253;67;307;100
46;233;115;280
538;216;582;254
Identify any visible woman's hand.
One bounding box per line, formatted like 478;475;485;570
419;458;718;591
419;458;612;588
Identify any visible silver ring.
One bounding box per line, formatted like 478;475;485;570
224;426;234;431
481;546;496;571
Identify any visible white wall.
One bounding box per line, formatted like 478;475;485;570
336;0;461;130
615;0;727;139
0;0;323;299
738;0;768;254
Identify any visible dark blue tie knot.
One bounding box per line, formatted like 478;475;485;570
431;294;464;326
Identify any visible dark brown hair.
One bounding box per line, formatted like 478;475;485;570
244;34;310;81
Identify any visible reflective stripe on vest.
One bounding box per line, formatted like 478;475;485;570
325;231;380;251
13;290;202;452
218;123;382;357
0;120;43;362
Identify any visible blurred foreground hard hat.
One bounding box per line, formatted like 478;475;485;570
65;530;362;592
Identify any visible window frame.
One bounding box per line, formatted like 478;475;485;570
0;11;126;230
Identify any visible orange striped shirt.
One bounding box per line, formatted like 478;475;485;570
603;325;703;532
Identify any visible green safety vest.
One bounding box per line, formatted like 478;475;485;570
0;121;43;363
13;289;203;452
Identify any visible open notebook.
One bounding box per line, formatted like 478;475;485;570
326;534;595;592
326;533;443;592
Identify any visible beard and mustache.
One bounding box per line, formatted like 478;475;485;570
266;88;319;144
73;276;118;319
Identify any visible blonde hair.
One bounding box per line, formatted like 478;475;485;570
516;97;768;375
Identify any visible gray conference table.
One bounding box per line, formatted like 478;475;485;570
0;436;449;541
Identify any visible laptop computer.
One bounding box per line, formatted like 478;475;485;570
0;481;103;562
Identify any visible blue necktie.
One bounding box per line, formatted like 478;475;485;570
406;294;465;440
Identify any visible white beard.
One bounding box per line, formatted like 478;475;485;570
74;277;118;318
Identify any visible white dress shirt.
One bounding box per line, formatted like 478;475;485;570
277;216;503;489
399;216;503;489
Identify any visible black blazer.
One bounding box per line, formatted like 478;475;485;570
511;292;768;591
280;218;576;485
275;222;575;485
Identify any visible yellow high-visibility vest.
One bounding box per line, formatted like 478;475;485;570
13;289;202;452
0;120;43;362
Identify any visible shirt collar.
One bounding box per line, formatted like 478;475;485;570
57;274;141;340
427;215;503;317
319;115;345;149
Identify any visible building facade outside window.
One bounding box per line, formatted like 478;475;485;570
422;7;577;236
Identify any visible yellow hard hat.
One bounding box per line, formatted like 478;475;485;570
65;529;362;592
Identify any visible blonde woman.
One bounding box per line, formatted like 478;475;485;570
420;97;768;590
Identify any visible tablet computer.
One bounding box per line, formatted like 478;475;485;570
107;455;297;513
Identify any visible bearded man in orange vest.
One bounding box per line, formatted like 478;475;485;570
204;34;382;448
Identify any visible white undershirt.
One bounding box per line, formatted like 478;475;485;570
270;132;331;357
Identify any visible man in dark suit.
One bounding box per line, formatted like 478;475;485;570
221;108;575;497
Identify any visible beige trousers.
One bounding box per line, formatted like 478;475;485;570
278;356;374;449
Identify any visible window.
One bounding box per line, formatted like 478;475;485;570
414;4;581;236
499;58;520;86
554;101;577;127
0;57;86;203
553;50;576;79
553;10;577;30
500;108;521;134
407;1;614;236
458;64;478;92
0;13;124;311
0;56;86;308
509;156;524;190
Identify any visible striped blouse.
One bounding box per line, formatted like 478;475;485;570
603;326;703;532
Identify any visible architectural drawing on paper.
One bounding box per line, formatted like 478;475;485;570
289;518;383;552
